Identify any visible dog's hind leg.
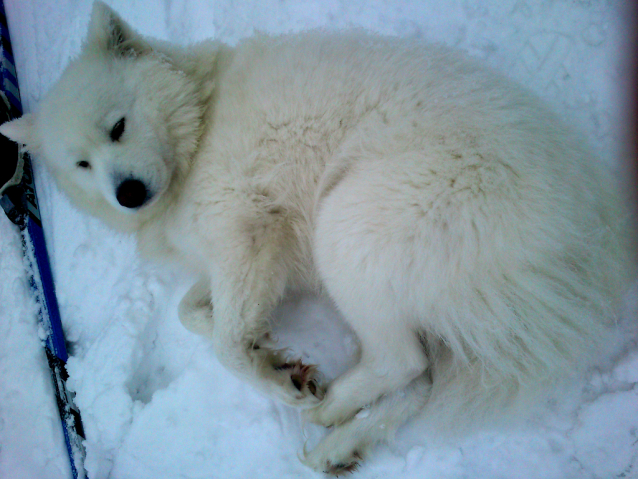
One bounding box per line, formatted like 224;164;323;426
308;157;434;426
303;373;431;475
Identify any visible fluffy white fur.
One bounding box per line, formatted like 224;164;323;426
1;2;634;474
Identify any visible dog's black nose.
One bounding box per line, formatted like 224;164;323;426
116;179;149;209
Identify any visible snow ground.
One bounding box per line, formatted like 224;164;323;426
0;0;637;478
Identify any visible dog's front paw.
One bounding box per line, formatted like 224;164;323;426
254;349;325;408
275;360;325;404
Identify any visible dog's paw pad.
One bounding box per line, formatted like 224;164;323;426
276;360;325;401
324;452;362;476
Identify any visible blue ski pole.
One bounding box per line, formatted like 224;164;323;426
0;2;88;477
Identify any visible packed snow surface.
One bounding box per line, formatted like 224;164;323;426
0;1;636;478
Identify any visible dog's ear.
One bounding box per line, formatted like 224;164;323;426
86;1;151;57
0;114;39;152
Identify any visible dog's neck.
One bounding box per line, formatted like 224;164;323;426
130;42;235;265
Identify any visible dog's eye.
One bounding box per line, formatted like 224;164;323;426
110;117;126;142
77;160;91;169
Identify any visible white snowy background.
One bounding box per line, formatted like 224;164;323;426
1;0;637;478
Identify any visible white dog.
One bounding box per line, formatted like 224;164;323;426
1;1;634;474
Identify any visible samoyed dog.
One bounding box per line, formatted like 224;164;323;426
1;1;634;474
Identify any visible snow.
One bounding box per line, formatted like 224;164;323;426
0;0;637;478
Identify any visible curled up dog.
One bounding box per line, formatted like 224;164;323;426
1;1;635;474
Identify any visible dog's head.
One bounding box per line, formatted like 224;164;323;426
0;1;207;231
